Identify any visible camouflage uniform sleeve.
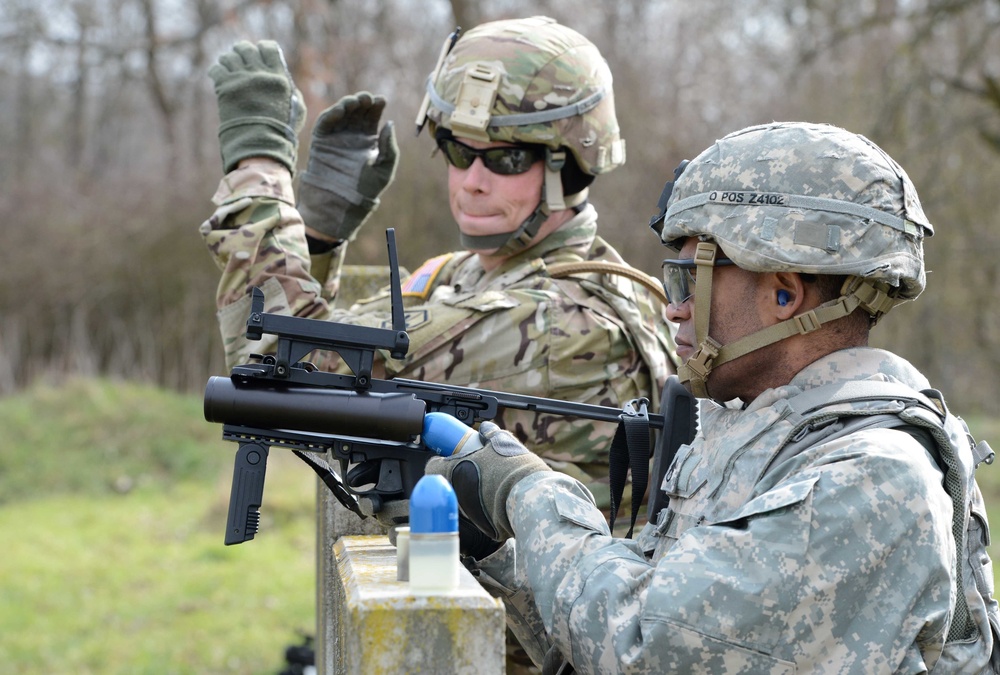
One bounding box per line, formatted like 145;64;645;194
199;161;347;369
469;541;554;668
505;430;954;674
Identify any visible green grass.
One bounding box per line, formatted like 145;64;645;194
0;378;317;674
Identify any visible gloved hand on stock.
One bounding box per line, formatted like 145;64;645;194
208;40;307;174
297;92;399;243
425;420;552;545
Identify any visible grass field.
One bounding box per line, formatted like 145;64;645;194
2;377;999;674
0;378;317;674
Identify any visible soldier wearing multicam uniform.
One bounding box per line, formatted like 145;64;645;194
426;122;1000;673
200;16;675;523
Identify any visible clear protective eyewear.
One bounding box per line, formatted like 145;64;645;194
437;137;540;175
661;255;735;305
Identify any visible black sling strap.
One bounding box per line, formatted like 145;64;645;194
608;376;698;538
608;398;651;539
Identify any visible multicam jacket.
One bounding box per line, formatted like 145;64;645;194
200;162;675;511
475;348;998;673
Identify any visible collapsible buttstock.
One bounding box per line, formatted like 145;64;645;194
225;443;269;545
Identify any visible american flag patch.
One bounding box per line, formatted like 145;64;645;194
401;253;454;299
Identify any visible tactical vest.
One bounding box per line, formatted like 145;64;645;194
357;248;675;401
654;380;1000;671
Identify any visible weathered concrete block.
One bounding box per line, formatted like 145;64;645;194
331;535;505;675
316;484;384;674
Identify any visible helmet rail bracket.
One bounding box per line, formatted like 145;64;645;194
448;64;500;143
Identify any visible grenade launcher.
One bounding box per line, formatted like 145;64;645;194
203;229;696;544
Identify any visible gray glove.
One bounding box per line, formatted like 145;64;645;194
297;92;399;242
425;422;551;542
208;40;306;174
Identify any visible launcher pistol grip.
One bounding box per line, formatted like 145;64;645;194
225;442;269;545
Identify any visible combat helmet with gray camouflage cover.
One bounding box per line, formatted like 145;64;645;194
648;122;934;397
417;16;627;254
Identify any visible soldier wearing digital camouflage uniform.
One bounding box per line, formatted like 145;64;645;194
424;122;1000;673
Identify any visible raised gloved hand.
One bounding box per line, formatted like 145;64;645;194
297;92;399;242
425;421;551;542
208;40;306;174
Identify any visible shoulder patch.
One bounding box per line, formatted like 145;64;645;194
402;253;455;300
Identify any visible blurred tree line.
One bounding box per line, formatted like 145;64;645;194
1;0;998;411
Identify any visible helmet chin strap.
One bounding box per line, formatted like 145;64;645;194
677;241;720;398
677;242;903;400
458;148;588;257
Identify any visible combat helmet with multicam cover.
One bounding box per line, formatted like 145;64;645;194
416;16;626;254
648;122;934;397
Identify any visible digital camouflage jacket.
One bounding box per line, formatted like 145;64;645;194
475;347;999;673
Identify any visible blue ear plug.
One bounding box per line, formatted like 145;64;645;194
777;290;791;306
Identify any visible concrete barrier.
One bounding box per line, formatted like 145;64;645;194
312;267;505;673
326;535;506;674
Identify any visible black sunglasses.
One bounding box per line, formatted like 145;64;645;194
437;137;540;175
661;255;736;305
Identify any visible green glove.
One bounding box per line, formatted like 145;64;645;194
297;92;399;242
208;40;307;174
425;422;551;542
